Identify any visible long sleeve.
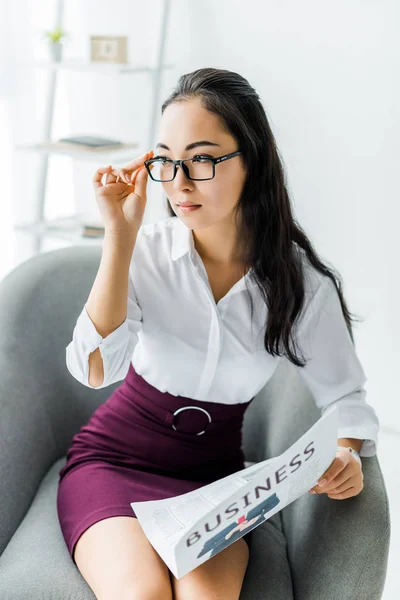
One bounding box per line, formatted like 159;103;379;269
295;276;380;457
65;267;143;389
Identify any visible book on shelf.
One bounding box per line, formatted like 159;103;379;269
81;223;105;238
129;405;339;580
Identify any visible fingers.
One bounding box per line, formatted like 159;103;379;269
309;468;356;495
130;164;144;186
132;164;150;198
93;165;122;187
93;150;154;189
123;150;154;171
119;169;134;184
115;164;145;186
107;167;120;183
93;165;113;188
119;150;154;183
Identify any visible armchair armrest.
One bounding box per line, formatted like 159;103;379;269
242;358;390;599
281;454;390;599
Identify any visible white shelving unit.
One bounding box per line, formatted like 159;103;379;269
14;215;108;247
15;0;172;253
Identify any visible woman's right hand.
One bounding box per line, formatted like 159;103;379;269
92;150;155;236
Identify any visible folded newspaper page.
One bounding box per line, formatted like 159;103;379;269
131;404;339;579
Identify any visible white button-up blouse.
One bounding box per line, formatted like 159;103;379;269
66;216;380;457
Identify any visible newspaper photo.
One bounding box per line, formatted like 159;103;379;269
131;404;339;579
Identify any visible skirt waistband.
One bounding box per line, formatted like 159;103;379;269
117;363;254;436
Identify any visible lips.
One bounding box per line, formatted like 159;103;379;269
178;204;201;207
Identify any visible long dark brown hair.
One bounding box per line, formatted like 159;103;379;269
161;67;363;367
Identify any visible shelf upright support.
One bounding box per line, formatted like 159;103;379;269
148;0;171;150
147;0;171;221
33;0;65;254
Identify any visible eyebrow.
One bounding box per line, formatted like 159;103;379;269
155;140;221;151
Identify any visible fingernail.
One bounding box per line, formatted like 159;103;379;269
310;490;316;494
318;479;327;486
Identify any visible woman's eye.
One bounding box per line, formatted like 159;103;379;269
156;154;212;162
193;154;212;162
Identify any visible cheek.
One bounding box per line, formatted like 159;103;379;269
213;174;243;207
218;165;245;193
200;183;230;211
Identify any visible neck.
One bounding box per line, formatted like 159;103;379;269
192;221;245;266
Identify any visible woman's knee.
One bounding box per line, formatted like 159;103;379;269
73;516;173;600
171;537;250;600
111;581;173;600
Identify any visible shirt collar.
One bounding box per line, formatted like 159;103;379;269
171;217;196;261
171;217;255;280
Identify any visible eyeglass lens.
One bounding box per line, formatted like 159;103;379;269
150;158;213;181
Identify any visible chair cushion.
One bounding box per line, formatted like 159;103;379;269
0;458;96;599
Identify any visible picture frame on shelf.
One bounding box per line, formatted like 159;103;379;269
90;35;128;63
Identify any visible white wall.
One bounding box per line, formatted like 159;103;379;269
2;0;399;433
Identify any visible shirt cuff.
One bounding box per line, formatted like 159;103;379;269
336;427;378;457
72;305;131;388
80;304;131;349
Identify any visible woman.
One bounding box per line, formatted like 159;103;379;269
57;67;379;599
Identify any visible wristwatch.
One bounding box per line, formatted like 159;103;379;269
337;445;362;465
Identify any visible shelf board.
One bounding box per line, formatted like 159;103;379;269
15;141;144;163
14;215;105;246
26;59;174;75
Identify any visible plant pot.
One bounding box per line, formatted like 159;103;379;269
48;42;63;62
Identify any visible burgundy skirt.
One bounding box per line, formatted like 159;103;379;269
57;363;254;564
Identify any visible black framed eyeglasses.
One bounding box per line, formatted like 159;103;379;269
144;150;243;182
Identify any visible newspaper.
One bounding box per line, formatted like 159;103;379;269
131;404;339;579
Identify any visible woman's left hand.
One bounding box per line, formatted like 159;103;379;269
308;448;364;500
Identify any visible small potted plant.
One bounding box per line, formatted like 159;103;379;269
42;26;69;62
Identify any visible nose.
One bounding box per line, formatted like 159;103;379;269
172;162;193;188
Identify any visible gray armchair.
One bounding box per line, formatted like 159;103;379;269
0;245;390;599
